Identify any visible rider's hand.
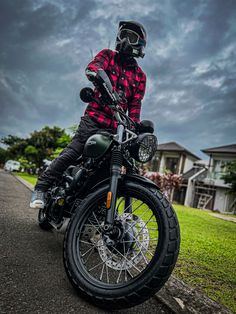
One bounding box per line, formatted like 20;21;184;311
85;69;98;84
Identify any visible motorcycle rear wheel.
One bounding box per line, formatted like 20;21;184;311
63;181;180;309
38;207;53;231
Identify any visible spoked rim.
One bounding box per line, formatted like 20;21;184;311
71;189;163;287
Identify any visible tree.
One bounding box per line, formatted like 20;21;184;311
18;156;31;172
0;135;23;146
67;124;78;135
24;145;38;163
50;147;63;159
56;133;71;148
0;147;8;165
1;126;70;167
49;133;72;159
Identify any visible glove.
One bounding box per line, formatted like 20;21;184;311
85;69;98;83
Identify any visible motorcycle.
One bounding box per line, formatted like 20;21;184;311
38;70;180;310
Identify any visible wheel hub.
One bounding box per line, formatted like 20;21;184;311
96;213;150;271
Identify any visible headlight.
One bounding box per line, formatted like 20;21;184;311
129;133;157;163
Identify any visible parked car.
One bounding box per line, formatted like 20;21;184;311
4;160;21;172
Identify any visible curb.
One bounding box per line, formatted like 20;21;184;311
209;213;236;223
155;276;233;314
14;175;34;191
14;174;233;314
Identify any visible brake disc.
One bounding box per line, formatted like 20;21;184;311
97;213;150;270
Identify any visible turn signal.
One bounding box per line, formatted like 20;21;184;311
106;191;112;208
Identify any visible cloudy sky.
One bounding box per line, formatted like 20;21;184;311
0;0;236;159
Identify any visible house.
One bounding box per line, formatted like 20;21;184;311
147;142;200;204
150;142;200;174
148;142;236;214
184;144;236;213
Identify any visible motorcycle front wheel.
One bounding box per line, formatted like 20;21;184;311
63;181;180;309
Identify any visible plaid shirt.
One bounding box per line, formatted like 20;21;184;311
84;49;146;130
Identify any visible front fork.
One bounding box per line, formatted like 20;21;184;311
104;147;122;230
104;124;126;232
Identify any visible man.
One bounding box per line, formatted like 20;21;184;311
30;20;147;208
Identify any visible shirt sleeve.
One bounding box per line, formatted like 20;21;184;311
85;49;112;78
128;72;146;123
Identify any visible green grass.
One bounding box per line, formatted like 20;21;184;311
173;204;236;313
15;172;37;186
117;199;236;312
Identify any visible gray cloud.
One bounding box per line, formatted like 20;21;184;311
0;0;236;160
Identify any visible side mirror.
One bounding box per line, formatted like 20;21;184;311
80;87;95;103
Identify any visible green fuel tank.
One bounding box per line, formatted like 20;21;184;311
83;133;113;159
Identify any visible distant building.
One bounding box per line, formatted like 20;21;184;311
149;142;236;214
184;144;236;213
150;142;200;174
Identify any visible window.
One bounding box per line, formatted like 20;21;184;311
165;157;178;173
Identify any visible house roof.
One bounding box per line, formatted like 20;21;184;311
182;167;203;180
157;142;200;160
202;144;236;155
183;167;208;180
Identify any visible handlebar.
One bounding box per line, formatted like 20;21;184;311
81;69;137;130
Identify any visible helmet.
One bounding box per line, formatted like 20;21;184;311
115;21;147;58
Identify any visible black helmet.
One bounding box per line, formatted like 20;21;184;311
115;21;147;58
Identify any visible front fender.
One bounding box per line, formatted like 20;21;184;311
88;173;160;195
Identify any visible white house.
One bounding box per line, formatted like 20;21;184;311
148;142;236;214
150;142;200;174
184;144;236;213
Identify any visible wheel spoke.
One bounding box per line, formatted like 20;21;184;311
128;200;145;214
105;262;110;283
125;229;155;258
124;207;152;236
81;245;95;257
119;198;139;213
88;255;112;272
108;244;142;273
83;245;96;263
116;244;130;284
76;191;161;286
100;263;105;281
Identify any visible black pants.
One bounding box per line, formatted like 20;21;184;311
35;116;107;191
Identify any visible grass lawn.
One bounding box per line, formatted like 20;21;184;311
14;172;236;312
15;172;37;186
174;204;236;313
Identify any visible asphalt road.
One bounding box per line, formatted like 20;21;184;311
0;170;173;314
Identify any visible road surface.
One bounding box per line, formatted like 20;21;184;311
0;170;173;314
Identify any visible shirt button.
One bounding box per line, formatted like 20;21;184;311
121;77;124;80
123;69;126;72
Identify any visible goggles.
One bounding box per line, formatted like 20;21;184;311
118;29;145;46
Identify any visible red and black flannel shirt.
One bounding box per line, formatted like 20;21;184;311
84;49;146;130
